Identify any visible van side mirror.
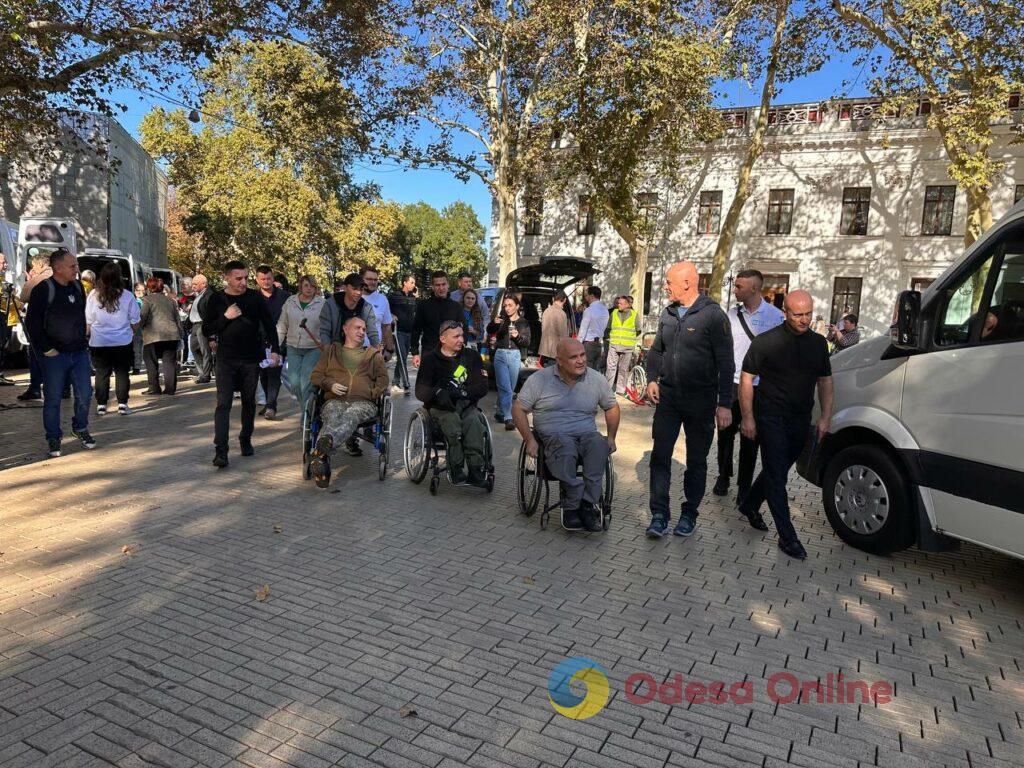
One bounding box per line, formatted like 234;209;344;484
891;290;922;349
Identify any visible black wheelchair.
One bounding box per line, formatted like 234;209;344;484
301;388;393;482
516;430;614;530
403;407;495;495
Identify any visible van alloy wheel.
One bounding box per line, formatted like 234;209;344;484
833;463;889;534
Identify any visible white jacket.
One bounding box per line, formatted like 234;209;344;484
277;294;325;350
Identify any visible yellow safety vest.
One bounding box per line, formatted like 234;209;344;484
609;308;639;347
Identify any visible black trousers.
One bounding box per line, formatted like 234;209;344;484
91;344;133;405
584;340;603;371
649;385;716;523
144;340;178;394
190;328;213;379
740;410;810;544
259;365;281;410
717;395;759;492
214;359;259;451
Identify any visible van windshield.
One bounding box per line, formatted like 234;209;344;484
78;256;131;290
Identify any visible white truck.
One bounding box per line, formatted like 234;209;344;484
799;199;1024;560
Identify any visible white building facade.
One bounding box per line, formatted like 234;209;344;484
490;96;1024;339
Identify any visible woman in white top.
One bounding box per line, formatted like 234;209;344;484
85;262;141;414
276;275;325;413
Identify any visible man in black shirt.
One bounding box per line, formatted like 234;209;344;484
24;247;96;457
410;271;462;367
202;260;281;468
739;290;833;560
255;265;289;420
415;320;489;487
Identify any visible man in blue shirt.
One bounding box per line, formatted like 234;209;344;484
714;269;785;503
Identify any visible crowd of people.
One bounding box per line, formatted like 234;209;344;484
9;249;837;561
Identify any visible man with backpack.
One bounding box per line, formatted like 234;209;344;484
24;247;96;457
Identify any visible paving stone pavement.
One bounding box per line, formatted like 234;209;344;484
1;369;1023;768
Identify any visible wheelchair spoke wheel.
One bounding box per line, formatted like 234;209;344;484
517;441;544;516
404;410;430;483
625;366;648;404
600;457;615;529
378;435;389;481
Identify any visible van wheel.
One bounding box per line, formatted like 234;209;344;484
823;445;915;555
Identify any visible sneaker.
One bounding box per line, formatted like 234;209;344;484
580;505;603;533
118;404;131;415
344;437;363;457
778;538;808;560
264;409;277;421
712;475;729;496
239;439;254;457
562;508;584;531
71;429;97;449
17;390;43;402
672;515;696;537
0;375;15;386
47;439;61;458
212;451;229;468
645;518;668;539
450;466;468;485
96;404;107;415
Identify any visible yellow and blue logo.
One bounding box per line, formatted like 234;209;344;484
547;657;610;720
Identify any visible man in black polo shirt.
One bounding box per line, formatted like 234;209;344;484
738;290;833;560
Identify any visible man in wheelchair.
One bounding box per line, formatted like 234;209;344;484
513;338;620;532
415;320;489;487
308;316;389;487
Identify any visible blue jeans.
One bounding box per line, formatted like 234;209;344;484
40;348;92;441
493;348;521;420
287;346;321;413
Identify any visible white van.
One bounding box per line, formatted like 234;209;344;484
799;200;1024;559
18;217;77;268
150;267;183;296
78;248;151;290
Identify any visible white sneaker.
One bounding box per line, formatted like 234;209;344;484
97;404;107;415
118;404;131;415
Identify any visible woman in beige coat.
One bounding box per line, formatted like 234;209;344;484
139;277;182;394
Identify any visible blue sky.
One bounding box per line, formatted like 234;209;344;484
113;50;867;237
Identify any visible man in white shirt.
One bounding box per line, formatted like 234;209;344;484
714;269;784;502
577;286;609;370
359;266;395;355
189;274;213;383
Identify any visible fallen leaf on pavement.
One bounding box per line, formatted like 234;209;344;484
121;544;137;556
273;525;283;534
254;585;270;602
398;707;417;718
523;576;535;585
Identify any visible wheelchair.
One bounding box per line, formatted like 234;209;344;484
403;406;495;495
301;388;393;482
624;331;657;406
516;430;614;530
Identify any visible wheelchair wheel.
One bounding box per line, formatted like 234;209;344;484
600;456;615;530
301;395;317;481
378;395;393;481
404;410;430;483
516;440;546;516
481;410;495;492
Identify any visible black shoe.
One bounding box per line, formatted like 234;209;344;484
580;505;603;533
504;420;515;431
212;451;229;468
450;466;468;485
0;375;14;386
344;436;363;457
741;510;769;531
17;390;42;402
195;376;211;384
778;539;808;560
131;368;140;375
561;508;584;531
239;439;254;457
310;440;332;488
494;412;504;424
47;439;61;458
467;465;488;488
712;475;729;496
71;429;97;449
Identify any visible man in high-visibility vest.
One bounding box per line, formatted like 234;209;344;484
605;295;642;395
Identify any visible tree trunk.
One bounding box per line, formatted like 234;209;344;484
495;187;518;282
963;184;994;250
629;237;648;307
708;0;788;304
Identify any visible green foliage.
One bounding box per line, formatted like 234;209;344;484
396;201;487;283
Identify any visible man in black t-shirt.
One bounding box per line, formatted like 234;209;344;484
738;290;834;560
202;260;281;468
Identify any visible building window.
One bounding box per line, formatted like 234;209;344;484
577;195;596;236
830;277;863;324
839;187;871;236
910;276;936;293
523;193;542;236
637;192;659;227
698;272;712;295
922;185;956;235
1009;93;1020;110
766;189;794;235
917;100;931;116
697;191;722;235
1015;185;1024;204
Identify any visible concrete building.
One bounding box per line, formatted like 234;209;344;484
0;113;167;267
491;95;1024;338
